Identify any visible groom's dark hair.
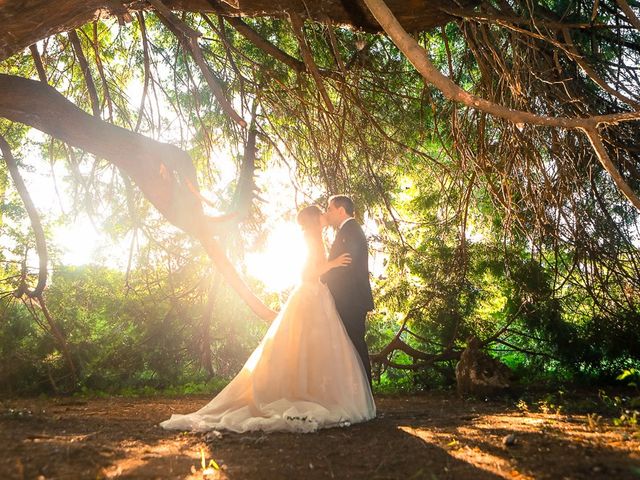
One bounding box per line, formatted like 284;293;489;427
329;195;355;216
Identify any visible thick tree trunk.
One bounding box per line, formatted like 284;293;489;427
0;0;478;61
0;74;202;234
0;73;277;322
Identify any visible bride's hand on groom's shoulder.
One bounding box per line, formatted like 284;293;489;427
330;253;351;269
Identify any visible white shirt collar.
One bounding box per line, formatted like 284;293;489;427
338;217;355;230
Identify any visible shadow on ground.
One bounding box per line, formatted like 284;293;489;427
1;393;639;479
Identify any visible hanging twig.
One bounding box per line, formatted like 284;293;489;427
289;12;335;113
325;19;346;73
583;125;640;211
68;29;101;117
148;0;247;127
232;101;260;219
88;22;114;121
561;28;640;109
134;12;151;132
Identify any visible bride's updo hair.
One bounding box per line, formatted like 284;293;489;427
296;205;322;231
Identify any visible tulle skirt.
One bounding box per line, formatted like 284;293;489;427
160;280;376;433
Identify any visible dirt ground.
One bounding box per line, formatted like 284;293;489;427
1;392;639;480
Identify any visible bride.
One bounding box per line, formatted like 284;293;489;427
160;205;376;433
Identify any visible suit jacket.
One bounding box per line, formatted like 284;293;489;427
321;219;374;318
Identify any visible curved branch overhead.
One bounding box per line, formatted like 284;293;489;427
0;74;277;323
0;0;479;61
361;0;640;212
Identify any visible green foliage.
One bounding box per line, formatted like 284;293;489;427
0;263;265;395
1;3;639;396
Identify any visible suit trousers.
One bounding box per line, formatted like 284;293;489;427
338;306;372;386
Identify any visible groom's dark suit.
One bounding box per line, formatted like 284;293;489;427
321;218;374;384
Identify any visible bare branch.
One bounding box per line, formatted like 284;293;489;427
583;126;640;211
561;28;640;109
0;74;276;322
362;0;640;129
223;16;304;73
134;12;151;133
616;0;640;30
29;44;47;83
232;101;259;219
88;22;114;121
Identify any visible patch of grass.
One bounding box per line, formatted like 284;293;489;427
68;379;232;399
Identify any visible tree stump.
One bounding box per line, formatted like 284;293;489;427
455;336;511;396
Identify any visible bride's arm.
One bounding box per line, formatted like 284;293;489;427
314;253;351;276
303;234;351;277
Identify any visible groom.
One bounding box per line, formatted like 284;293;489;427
322;195;374;385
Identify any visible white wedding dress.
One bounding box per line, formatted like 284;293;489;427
160;235;376;433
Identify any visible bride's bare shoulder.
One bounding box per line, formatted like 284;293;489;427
303;229;326;259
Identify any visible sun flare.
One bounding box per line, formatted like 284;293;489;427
244;222;308;292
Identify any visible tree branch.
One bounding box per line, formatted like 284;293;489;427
232;101;259;219
68;29;101;118
222;15;304;73
0;74;276;322
363;0;640;129
89;22;115;121
616;0;640;30
289;12;334;113
0;135;48;298
29;44;48;83
149;0;247;127
583;125;640;211
561;27;640;109
361;0;640;211
0;0;476;61
134;12;151;132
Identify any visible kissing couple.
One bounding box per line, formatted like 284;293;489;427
161;195;376;433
